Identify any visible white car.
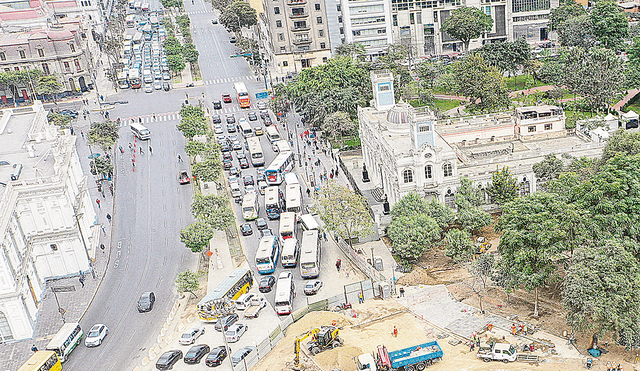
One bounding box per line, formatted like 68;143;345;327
214;125;224;134
225;323;247;343
257;101;267;110
178;326;205;345
85;324;108;347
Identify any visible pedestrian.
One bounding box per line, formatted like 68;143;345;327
177;154;183;162
469;341;475;352
149;146;153;154
399;287;405;297
101;225;106;234
153;114;156;121
139;117;142;123
119;145;124;153
106;213;111;223
306;188;311;197
100;243;105;250
79;275;85;288
323;232;327;241
358;292;364;304
100;95;104;101
393;326;398;337
336;258;341;272
140;147;144;154
330;172;334;179
128;143;132;150
511;323;517;336
31;344;38;352
105;111;109;119
96;199;101;208
108;183;113;196
80;130;84;138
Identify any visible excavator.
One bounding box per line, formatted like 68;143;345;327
294;325;343;368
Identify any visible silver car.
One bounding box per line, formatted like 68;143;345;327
85;324;108;347
225;323;247;343
178;326;205;345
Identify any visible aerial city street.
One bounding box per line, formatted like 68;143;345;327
2;0;640;370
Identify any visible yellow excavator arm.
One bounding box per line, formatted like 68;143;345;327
294;328;320;367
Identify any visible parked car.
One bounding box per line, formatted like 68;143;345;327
304;280;323;295
225;323;248;343
229;167;239;176
257;101;267;110
240;223;253;236
178;327;205;345
256;218;268;230
222;94;232;103
243;175;254;186
260;229;274;238
259;275;276;293
214;313;239;332
231;346;256;366
156;350;183;370
225;114;236;124
184;344;210;364
248;112;258;121
85;324;108;347
163;82;171;91
205;346;228;367
245;184;256;194
213;100;222;109
239;157;249;169
223;159;233;170
256;168;266;182
253;127;264;136
212;115;222;124
211;18;219;24
137;292;155;312
227;123;236;132
229;36;237;43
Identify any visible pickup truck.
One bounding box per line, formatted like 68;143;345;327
243;296;267;319
356;341;443;371
477;343;518;363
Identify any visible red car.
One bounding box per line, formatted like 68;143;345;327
222;94;232;103
179;171;191;184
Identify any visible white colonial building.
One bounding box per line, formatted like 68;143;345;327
0;101;98;342
359;70;606;209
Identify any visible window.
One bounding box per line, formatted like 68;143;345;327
74;59;81;71
410;13;415;24
280;46;287;52
276;20;282;27
417;12;422;24
42;63;50;74
274;6;280;14
294;21;307;29
38;48;44;57
14;67;19;71
337;4;341;11
403;169;413;183
512;0;550;13
0;52;5;61
443;163;453;177
315;3;320;10
340;27;343;34
544;123;552;130
292;8;304;15
64;61;71;72
283;61;288;66
19;50;25;59
0;311;14;341
444;189;455;208
3;68;9;72
338;16;342;22
316;16;323;24
278;33;285;41
392;14;398;26
419;124;430;132
425;165;432;179
528;126;536;132
433;11;438;22
320;42;325;49
322;57;327;62
70;43;75;52
319;29;324;37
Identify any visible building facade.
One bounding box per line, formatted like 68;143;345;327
0;101;97;342
340;0;394;57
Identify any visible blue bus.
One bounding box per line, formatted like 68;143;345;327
265;186;284;220
256;236;280;274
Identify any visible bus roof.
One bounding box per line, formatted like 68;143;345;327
275;277;293;300
275;140;291;152
286;184;301;205
267;151;293;171
242;191;257;206
282;237;298;253
130;122;148;131
256;236;277;259
300;230;319;262
280;212;295;226
198;268;251;306
234;82;248;93
265;186;279;203
46;323;80;349
284;172;299;185
299;214;319;230
18;351;57;370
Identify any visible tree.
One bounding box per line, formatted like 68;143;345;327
402;80;433;106
471;253;495;289
549;0;587;31
269;84;290;117
590;0;629;50
392;193;430;218
35;75;62;102
452;53;510;112
167;54;186;74
220;1;257;32
315;181;373;249
185;141;209;157
444;228;474;263
192;158;222;182
211;0;231;11
334;42;366;62
424;199;456;230
455;177;484;208
549;0;593;47
191;194;235;230
177;105;208;140
323;111;357;146
440;6;493;51
88;120;119;151
388;214;441;261
368;43;415;97
533;153;564;181
176;269;201;297
457;205;492;234
182;43;199;64
89;157;113;177
563;239;640;346
486;166;518;205
47;112;72;128
477;38;531;89
415;61;443;89
180;221;214;253
164;37;182;55
602;130;640;162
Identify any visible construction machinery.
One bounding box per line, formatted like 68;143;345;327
474;237;492;254
294;325;343;368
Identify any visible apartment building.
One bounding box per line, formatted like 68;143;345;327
340;0;394;57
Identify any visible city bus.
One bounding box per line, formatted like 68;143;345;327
247;137;264;167
300;230;321;278
46;323;84;363
265;151;294;185
242;191;259;220
275;139;291;153
197;268;253;321
239;119;253;138
266;126;281;143
286;183;302;214
130;122;151;140
265;186;284;220
279;212;296;240
275;272;295;315
256;236;280;274
128;69;141;89
234;82;251;108
281;237;299;268
117;71;129;89
17;351;62;371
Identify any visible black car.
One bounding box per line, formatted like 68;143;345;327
248;112;258;121
239;157;249;169
240;223;253;236
223;159;233;170
205;346;228;367
212;115;221;124
211;18;218;24
213;100;222;109
214;313;239;332
184;344;210;364
259;275;276;293
59;109;79;118
230;36;237;43
137;292;155;313
243;175;254;186
222;152;232;161
255;218;268;230
231;346;255;366
163;82;171;91
156;350;182;370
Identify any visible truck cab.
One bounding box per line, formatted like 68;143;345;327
477;343;518;363
355;353;377;371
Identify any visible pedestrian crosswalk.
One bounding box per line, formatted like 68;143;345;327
186;10;215;15
203;75;257;85
121;111;180;125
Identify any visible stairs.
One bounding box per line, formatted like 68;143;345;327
371;187;384;202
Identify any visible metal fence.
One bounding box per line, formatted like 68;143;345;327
337;152;375;220
336;239;386;282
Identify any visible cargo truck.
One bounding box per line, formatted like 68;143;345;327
356;341;443;371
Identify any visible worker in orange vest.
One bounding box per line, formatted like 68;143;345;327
393;326;398;337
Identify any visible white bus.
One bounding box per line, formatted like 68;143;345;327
247;137;264;166
275;272;295;315
46;323;83;363
256;236;279;274
239;119;253;138
274;139;291;153
299;214;319;231
242;192;259;220
265;186;284;220
266;126;281;143
286;183;302;214
285;172;300;186
130;122;151;140
281;237;299;268
279;212;296;240
300;230;321;279
265;151;294;185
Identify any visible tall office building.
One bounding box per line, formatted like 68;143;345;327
340;0;394;58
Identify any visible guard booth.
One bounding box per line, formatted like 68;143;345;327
622;110;639;130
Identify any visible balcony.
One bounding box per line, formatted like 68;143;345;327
290;11;308;18
286;0;306;5
293;39;312;45
291;26;310;32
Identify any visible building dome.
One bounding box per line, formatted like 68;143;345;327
386;100;413;126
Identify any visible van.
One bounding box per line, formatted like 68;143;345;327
234;293;256;310
230;182;242;199
285;172;299;186
299;214;319;231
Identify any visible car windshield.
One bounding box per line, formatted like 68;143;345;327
305;284;314;289
225;330;235;336
181;333;191;338
186;350;198;357
88;330;100;337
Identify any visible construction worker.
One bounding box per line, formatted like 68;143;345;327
511;323;517;336
393;326;398;338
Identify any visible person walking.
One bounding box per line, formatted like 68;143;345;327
140;147;144;154
106;213;111;223
79;275;85;288
95;199;101;208
399;287;405;297
31;344;38;352
336;258;341;272
358;292;364;304
149;146;153;154
177;154;183;162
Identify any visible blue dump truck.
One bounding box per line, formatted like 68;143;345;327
356;341;443;371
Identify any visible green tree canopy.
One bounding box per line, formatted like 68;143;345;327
424;199;456;230
452;53;510;112
177;105;208;140
180;222;214;252
477;38;531;77
590;0;629;50
323;111;357;146
440;6;493;51
455;178;484;208
182;43;199;64
167;54;186;74
47;112;72;128
388;214;441;261
457;205;492;234
444;228;474;263
533;153;565;182
35;75;62;100
391;193;430;218
191;194;235;230
176;269;201;297
88;120;119;151
220;1;257;32
89;156;113;177
602;130;640;162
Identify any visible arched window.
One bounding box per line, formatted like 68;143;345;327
444;189;455;208
425;165;433;179
402;169;413;183
443;163;453;177
519;177;530;196
0;311;14;341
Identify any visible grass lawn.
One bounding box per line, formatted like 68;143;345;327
432;99;461;112
504;75;547;92
623;93;640;113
